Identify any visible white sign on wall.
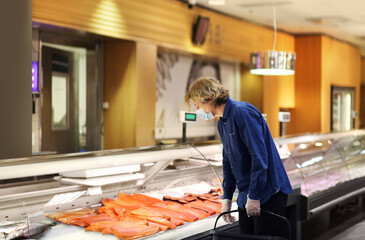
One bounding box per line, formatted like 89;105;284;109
155;52;240;140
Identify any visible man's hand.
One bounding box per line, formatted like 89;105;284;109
221;199;235;223
245;197;260;217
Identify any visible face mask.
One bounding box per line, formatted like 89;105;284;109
196;108;214;120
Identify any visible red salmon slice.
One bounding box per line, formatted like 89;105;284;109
70;213;118;227
117;193;147;207
186;200;216;215
152;205;198;222
110;222;160;240
46;208;96;223
131;207;169;219
169;216;184;226
147;221;169;231
131;193;164;204
184;193;208;200
134;215;177;229
85;221;117;233
155;201;210;219
202;200;222;213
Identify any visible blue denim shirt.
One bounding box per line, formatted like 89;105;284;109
217;98;292;208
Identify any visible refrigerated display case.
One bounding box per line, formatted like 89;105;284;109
275;130;365;216
0;130;364;239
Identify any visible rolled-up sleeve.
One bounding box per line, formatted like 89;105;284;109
222;149;236;200
236;108;268;201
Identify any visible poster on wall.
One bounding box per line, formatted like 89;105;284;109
155;52;239;140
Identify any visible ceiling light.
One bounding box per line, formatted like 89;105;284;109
250;51;295;75
208;0;226;5
249;0;296;76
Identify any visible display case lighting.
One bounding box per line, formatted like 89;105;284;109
208;0;225;5
315;142;323;147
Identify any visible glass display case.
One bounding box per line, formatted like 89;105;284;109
0;130;364;239
275;130;365;197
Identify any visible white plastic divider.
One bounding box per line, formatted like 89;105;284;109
0;144;223;180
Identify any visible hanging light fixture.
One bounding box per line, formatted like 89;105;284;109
249;0;296;76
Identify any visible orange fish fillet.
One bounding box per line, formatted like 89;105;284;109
110;222;160;240
156;201;210;219
202;200;222;213
70;213;118;227
46;208;96;224
186;200;216;215
131;193;164;205
152;204;198;222
134;215;177;229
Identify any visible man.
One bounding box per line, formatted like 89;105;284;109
185;77;292;237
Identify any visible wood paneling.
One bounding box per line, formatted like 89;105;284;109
135;42;157;147
103;40;157;149
263;75;295;138
104;40;137;149
361;58;365;128
290;35;361;135
32;0;294;63
240;64;263;112
33;0;296;145
321;36;361;132
289;36;322;134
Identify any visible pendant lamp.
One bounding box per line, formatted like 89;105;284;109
249;0;296;76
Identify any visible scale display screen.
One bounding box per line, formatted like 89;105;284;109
185;113;197;121
32;61;39;93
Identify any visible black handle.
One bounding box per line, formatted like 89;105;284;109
214;209;291;240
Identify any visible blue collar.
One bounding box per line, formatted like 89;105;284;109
222;97;233;120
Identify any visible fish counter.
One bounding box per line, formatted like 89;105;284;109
1;183;237;240
0;143;230;239
1;130;365;239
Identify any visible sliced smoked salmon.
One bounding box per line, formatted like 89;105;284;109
155;201;210;219
132;193;164;205
186;200;216;215
70;213;118;227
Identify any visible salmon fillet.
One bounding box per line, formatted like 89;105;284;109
70;213;118;227
132;193;164;205
46;208;96;224
110;222;160;240
202;200;222;213
152;204;198;222
134;215;177;229
186;200;216;215
156;201;210;219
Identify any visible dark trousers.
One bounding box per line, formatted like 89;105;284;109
239;191;288;238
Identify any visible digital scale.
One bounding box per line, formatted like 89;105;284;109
180;111;197;143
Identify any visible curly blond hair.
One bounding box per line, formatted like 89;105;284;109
184;77;229;110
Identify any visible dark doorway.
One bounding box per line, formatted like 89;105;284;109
41;46;78;154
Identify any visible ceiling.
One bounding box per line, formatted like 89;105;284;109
188;0;365;56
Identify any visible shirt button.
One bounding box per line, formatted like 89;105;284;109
224;122;226;125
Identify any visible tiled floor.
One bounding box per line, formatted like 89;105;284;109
330;219;365;240
303;205;365;240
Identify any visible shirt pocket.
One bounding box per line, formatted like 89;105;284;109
227;132;241;154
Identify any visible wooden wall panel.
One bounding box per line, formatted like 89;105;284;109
240;64;263;112
360;58;365;128
289;36;322;135
104;40;137;149
32;0;294;63
135;42;157;147
321;36;361;132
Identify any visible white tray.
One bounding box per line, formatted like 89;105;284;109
60;164;140;178
59;173;145;187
